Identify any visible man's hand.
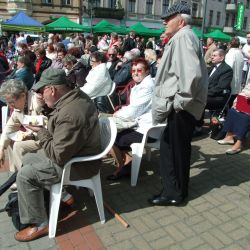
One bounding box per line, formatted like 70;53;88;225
0;148;5;167
25;125;43;133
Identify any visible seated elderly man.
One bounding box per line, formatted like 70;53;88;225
13;68;101;242
194;49;233;135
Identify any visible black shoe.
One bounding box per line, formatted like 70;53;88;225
106;164;131;181
148;195;184;206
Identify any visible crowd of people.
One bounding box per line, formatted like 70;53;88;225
0;1;249;242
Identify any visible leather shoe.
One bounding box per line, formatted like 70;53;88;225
106;164;131;181
148;195;184;206
15;225;48;242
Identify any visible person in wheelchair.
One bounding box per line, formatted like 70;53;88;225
194;49;233;136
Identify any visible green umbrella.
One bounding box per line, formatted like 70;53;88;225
45;16;90;32
204;29;232;42
93;19;125;34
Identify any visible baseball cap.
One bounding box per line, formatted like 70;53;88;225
32;68;67;92
161;1;191;20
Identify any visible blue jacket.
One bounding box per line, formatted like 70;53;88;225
10;67;35;90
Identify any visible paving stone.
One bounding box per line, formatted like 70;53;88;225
181;236;204;250
209;228;233;245
143;228;168;242
130;235;152;250
201;232;224;249
149;236;175;250
228;227;250;241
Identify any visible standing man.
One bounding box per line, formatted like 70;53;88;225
150;2;208;206
13;68;101;241
204;37;217;68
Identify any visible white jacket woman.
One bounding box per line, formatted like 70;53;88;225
81;51;112;98
225;39;244;95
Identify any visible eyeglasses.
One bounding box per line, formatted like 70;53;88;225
131;69;144;74
108;54;116;57
39;86;52;95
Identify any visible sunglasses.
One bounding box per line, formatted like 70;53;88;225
108;54;116;56
131;69;144;74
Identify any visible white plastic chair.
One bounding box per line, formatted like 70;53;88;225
48;117;117;238
130;124;166;187
107;82;116;111
1;106;8;131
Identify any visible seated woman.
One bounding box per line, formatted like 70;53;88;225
107;58;155;180
80;51;112;99
34;47;52;82
62;54;88;88
217;84;250;154
7;56;35;90
0;79;44;172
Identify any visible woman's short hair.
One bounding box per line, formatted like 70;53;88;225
62;54;77;65
18;56;31;68
68;47;81;59
35;47;46;56
91;51;107;63
0;79;27;98
230;36;240;48
132;57;150;72
144;49;157;62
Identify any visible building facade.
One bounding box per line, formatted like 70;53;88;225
0;0;249;34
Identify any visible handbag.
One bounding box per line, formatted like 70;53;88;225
113;116;138;132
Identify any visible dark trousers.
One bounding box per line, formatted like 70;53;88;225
160;110;195;201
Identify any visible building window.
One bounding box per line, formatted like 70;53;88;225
93;0;101;7
42;0;52;4
216;11;221;25
146;0;153;15
162;0;169;15
225;13;229;26
243;16;248;30
108;0;116;8
231;14;235;27
61;0;71;5
192;3;198;17
128;0;136;13
247;0;250;9
209;10;213;26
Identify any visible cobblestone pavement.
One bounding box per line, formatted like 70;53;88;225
0;132;249;249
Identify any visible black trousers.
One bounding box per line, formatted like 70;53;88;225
160;110;195;201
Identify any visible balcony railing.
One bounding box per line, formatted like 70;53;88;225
226;4;237;12
223;26;234;33
89;7;125;20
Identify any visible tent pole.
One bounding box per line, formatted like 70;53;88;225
200;0;208;56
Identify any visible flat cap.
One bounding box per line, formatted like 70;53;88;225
32;68;67;92
161;1;191;20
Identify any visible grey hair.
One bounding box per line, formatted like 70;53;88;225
144;48;157;62
214;48;226;57
62;54;77;64
0;79;27;98
180;14;192;24
123;51;134;61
